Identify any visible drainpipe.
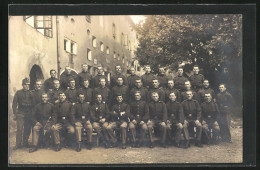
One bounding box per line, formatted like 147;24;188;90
56;16;61;79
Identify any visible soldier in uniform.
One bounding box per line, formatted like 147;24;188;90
141;65;156;89
189;65;205;91
108;94;130;149
77;79;93;104
78;63;92;88
182;91;203;147
157;67;169;88
71;93;92;152
111;77;129;106
216;84;234;143
129;91;150;147
12;78;34;149
51;92;75;151
48;79;63;104
147;92;168;148
129;79;148;102
90;94;110;148
65;78;78;105
201;93;220;145
110;65;128;88
31;79;44;105
29;93;54;153
165;79;181;103
174;67;188;91
197;80;216;103
44;69;57;92
181;81;198;102
127;67;140;90
60;66;78;91
93;78;111;105
166;92;188;148
147;79;165;102
92;66;109;88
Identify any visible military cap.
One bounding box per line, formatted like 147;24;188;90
22;78;30;85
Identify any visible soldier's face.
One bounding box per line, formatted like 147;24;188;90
152;94;159;102
135;93;141;101
35;81;42;90
50;71;56;78
100;79;106;87
219;85;226;92
54;81;60;89
70;81;75;88
203;81;209;88
97;67;103;74
185;82;191;89
116;66;121;73
83;81;89;88
42;94;48;103
205;94;212;102
117;78;123;86
130;68;135;75
186;92;193;100
59;93;66;102
152;80;159;88
178;69;183;76
23;84;30;90
169;93;176;102
79;94;85;103
96;95;102;103
159;68;165;74
168;81;174;88
135;80;142;88
82;65;88;72
145;66;151;73
65;67;71;74
193;67;199;74
116;96;123;103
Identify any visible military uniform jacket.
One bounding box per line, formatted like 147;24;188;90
93;87;111;104
130;100;149;122
32;102;54;125
148;101;167;122
71;102;91;124
111;85;129;103
189;74;204;90
78;71;92;88
31;89;44;105
53;101;73;124
127;74;140;90
141;73;156;89
48;88;63;104
166;101;184;124
60;73;78;91
201;101;219;123
77;87;93;104
110;73;128;88
157;74;169;88
181;90;198;102
110;102;130;122
12;89;34;115
216;91;234;113
165;88;181;103
65;88;78;103
182;99;202;122
44;77;56;92
90;102;110;122
173;75;188;91
197;87;216;103
130;86;148;102
147;87;166;102
92;74;109;88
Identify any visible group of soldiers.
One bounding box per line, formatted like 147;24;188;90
12;64;234;153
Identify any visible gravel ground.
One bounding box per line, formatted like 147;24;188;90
8;118;242;165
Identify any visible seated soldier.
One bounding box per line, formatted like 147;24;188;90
71;93;93;152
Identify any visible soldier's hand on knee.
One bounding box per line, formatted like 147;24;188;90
36;122;41;126
177;123;183;129
195;120;201;127
202;120;206;125
184;120;188;125
132;119;137;124
140;121;144;125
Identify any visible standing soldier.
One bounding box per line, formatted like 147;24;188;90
90;94;110;148
93;78;111;105
129;91;150;148
181;81;198;102
189;65;205;91
44;69;57;92
92;66;109;88
29;93;54;153
48;79;63;104
51;92;75;151
216;84;234;143
127;67;140;90
108;94;130;149
166;92;188;148
60;66;78;91
65;78;78;105
12;78;34;149
165;79;181;103
201;93;220;145
157;67;169;88
31;79;44;105
147;92;168;148
78;64;92;88
110;65;128;88
147;79;165;102
111;77;129;106
141;65;156;89
129;79;148;102
71;93;92;152
174;67;188;92
182;91;203;147
197;80;216;103
77;79;93;104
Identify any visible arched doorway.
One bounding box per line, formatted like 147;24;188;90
29;65;44;90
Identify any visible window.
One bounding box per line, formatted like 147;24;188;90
106;46;110;54
92;36;96;47
86;15;91;23
71;41;77;55
112;23;116;39
100;41;104;52
64;38;77;55
64;39;71;53
113;51;116;59
87;49;92;60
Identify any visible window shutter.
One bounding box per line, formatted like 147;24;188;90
66;40;71;53
73;43;77;55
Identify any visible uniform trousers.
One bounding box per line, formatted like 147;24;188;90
32;121;52;147
75;120;93;143
51;122;75;145
92;122;110;142
218;109;231;141
147;120;167;144
166;121;188;144
129;121;148;143
183;120;202;141
202;120;220;141
16;112;33;147
105;121;128;144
